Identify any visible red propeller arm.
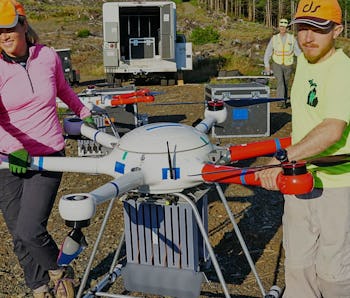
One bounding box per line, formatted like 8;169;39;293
229;137;291;161
202;164;260;185
201;163;314;195
112;88;151;99
110;95;155;106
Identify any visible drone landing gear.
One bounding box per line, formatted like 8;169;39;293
75;186;281;298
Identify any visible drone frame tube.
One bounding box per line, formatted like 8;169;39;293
229;137;291;161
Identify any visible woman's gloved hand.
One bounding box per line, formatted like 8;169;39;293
82;115;97;129
8;148;30;174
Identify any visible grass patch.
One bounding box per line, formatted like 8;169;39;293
219;54;261;75
222;22;272;42
190;26;220;45
76;29;91;38
79;63;105;78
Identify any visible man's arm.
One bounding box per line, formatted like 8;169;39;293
256;118;347;190
264;37;274;71
286;118;346;162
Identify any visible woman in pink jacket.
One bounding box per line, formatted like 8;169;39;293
0;1;94;297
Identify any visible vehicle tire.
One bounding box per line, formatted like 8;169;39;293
114;78;122;87
106;73;115;85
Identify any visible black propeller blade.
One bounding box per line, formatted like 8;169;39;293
191;153;350;177
307;154;350;167
190;164;282;177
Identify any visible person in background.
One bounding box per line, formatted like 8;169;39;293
264;18;301;108
257;0;350;297
0;0;95;297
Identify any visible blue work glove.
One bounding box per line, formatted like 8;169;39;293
8;148;30;174
82;115;97;129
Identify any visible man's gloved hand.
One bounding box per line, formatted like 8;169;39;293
8;148;30;174
83;115;97;129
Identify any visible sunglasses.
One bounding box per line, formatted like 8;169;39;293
296;23;334;34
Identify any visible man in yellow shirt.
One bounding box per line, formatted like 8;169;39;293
257;0;350;296
264;18;301;108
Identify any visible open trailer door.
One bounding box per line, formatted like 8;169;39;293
160;3;175;60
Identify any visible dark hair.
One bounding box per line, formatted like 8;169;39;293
18;15;39;44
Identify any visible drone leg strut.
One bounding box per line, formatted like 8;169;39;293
76;196;119;298
215;182;268;297
173;192;231;298
82;233;125;298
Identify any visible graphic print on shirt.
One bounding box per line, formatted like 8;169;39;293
307;79;318;107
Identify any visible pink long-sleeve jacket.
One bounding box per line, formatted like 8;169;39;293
0;44;90;155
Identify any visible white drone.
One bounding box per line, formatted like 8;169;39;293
0;101;299;224
0;100;307;298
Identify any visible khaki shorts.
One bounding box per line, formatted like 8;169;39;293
283;187;350;282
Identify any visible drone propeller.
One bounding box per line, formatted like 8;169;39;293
196;163;281;177
146;97;286;107
197;153;350;177
149;101;205;106
307;154;350;166
224;97;286;107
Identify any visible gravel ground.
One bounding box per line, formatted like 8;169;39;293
0;83;292;298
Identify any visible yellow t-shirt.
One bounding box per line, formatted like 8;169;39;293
290;49;350;188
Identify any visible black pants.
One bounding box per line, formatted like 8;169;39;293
0;151;63;290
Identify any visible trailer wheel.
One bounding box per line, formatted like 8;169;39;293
160;73;177;86
106;74;122;87
70;70;79;86
160;79;176;86
106;73;114;85
168;79;176;86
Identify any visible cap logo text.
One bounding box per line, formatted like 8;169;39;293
302;1;321;13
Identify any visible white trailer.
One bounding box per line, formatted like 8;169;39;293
102;1;192;86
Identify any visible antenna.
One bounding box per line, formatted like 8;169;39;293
167;141;174;179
